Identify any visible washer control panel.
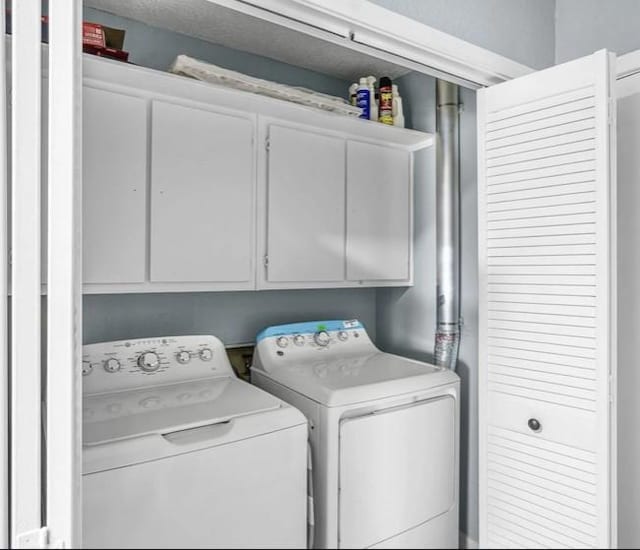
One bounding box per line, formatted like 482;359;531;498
256;320;374;360
82;335;233;396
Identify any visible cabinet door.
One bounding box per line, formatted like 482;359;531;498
346;141;411;281
150;101;254;284
83;87;147;284
478;50;615;549
266;125;345;283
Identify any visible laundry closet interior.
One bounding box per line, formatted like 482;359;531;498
4;1;640;549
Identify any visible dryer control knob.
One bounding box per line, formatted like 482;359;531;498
82;361;93;376
200;348;213;361
337;331;349;342
293;334;305;347
138;352;160;372
314;331;330;347
176;350;191;365
104;358;121;373
277;336;289;348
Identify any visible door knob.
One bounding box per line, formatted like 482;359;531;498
528;418;542;432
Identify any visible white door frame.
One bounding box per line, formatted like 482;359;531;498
8;1;83;548
616;49;640;79
11;1;43;545
46;1;83;548
0;2;7;548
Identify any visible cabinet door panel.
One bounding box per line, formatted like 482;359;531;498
150;101;254;283
83;87;147;284
346;142;410;281
266;125;345;283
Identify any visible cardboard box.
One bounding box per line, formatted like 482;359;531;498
82;21;129;63
83;45;130;63
82;21;126;50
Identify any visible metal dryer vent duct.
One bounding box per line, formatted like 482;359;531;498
434;79;461;370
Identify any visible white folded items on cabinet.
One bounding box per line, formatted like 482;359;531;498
169;54;361;116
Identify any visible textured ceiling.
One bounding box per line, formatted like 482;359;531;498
84;0;412;81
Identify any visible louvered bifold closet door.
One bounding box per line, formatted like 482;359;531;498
478;50;616;549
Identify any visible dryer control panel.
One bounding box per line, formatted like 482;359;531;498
82;335;234;395
254;320;376;366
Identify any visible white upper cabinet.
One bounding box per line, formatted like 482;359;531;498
79;56;432;293
264;124;345;285
260;124;415;289
82;86;147;284
346;141;411;282
150;101;255;286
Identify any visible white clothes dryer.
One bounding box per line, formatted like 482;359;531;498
252;320;460;549
82;335;308;549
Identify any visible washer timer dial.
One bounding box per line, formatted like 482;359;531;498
138;351;160;372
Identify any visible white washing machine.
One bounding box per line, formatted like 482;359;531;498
252;320;460;549
82;335;308;549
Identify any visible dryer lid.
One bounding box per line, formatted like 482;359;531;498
83;376;281;446
252;352;459;407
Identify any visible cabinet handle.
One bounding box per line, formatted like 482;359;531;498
528;418;542;433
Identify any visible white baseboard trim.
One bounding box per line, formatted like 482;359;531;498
459;531;479;549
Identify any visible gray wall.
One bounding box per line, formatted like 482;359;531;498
370;0;556;69
84;289;376;345
556;0;640;63
375;73;478;540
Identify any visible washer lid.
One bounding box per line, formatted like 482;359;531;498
253;352;459;406
83;376;281;446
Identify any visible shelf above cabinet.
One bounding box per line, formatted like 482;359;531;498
83;53;434;153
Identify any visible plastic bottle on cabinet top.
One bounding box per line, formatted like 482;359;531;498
356;77;370;120
348;82;358;106
392;84;405;128
365;76;378;121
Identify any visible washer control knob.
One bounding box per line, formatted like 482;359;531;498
82;361;93;376
199;348;213;361
293;334;305;347
176;350;191;365
104;358;121;373
337;331;349;342
314;331;330;347
138;352;160;372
